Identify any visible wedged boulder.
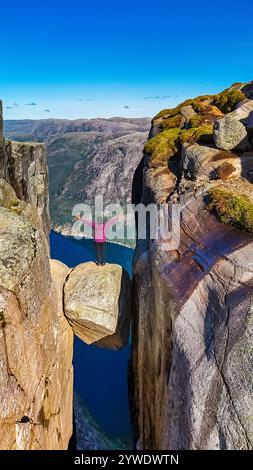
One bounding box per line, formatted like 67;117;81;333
64;262;131;349
213;115;248;151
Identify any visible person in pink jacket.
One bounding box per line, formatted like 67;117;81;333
76;214;119;265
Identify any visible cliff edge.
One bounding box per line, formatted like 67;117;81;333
0;101;74;449
0;99;132;448
132;82;253;450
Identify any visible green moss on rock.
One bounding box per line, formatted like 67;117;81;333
154;107;178;120
145;122;214;168
180;123;214;145
153;98;204;122
144;128;181;167
213;89;246;114
189;105;223;128
146;83;246;171
159;114;182;130
207;188;253;233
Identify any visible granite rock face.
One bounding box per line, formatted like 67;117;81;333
233;99;253;130
0;103;50;237
64;262;131;349
0;101;73;449
3;140;50;236
182;144;253;182
132;198;253;450
132;81;253;450
0;207;73;449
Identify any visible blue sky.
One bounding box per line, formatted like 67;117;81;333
1;0;252;119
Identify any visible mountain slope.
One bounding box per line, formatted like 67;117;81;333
4;117;150;237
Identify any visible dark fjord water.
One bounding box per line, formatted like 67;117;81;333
50;232;134;444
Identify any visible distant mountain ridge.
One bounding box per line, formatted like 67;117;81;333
4;117;150;239
4;117;150;142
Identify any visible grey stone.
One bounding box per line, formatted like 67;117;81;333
64;262;131;349
213;116;248;151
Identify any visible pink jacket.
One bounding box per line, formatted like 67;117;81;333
80;217;118;243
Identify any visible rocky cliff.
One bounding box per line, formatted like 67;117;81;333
0;101;74;449
0;135;50;237
0;102;132;449
0;213;74;449
132;82;253;450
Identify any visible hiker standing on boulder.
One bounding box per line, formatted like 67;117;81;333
76;214;121;266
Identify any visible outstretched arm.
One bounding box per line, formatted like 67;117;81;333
76;215;94;228
106;213;125;228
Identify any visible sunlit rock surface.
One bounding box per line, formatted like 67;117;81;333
64;262;131;349
0;208;73;449
213;115;248;151
132;81;253;450
0;104;50;238
0;103;73;450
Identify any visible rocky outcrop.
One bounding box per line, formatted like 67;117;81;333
132;198;253;450
1;98;135;449
64;262;131;349
0;102;50;237
132;81;253;450
3;140;50;237
0;178;44;232
232;99;253;134
182;144;253;182
0;102;73;449
0;199;73;449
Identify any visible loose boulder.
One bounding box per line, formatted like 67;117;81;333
64;262;131;349
213;115;248;151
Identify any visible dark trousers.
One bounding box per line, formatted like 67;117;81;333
95;242;105;265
